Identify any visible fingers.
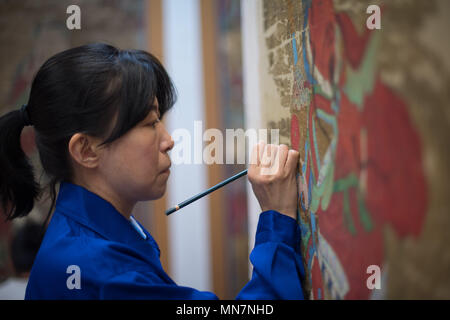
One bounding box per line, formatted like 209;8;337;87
261;144;278;167
258;141;266;166
285;149;300;175
249;141;298;176
277;144;289;171
250;141;266;167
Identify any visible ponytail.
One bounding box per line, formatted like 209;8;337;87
0;107;40;220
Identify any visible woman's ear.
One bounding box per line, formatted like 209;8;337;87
68;133;102;169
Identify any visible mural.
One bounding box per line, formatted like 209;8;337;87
259;0;450;299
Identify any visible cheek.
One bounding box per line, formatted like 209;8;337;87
123;141;159;178
101;139;167;200
139;146;160;178
102;138;159;182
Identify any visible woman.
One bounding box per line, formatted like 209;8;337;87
0;43;304;299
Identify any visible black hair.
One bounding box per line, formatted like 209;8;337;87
10;220;45;275
0;43;177;222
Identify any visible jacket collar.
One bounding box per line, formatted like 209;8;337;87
54;181;152;246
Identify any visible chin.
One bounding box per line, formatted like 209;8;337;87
148;185;167;201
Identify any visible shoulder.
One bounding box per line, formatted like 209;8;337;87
26;212;160;299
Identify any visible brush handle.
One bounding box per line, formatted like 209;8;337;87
165;169;248;215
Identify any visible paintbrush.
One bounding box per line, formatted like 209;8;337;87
165;169;248;216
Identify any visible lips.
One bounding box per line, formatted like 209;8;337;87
161;164;171;174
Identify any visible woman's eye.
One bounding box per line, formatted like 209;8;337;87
147;119;160;128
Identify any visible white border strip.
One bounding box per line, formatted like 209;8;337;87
241;0;263;277
163;0;211;291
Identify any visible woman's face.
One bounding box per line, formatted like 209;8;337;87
97;99;174;205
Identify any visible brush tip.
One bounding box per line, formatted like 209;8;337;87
165;205;180;216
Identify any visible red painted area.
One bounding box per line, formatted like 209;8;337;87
334;92;362;180
336;13;373;69
313;93;334;114
311;254;324;299
363;81;427;237
309;0;336;82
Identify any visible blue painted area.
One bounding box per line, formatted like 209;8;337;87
308;245;315;271
307;211;317;272
302;139;308;174
300;219;310;240
318;288;322;299
310;212;316;234
332;87;341;113
308;168;313;207
292;33;298;65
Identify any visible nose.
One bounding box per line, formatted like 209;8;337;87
159;123;174;153
165;137;175;152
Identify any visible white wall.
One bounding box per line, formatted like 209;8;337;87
163;0;211;292
241;0;264;277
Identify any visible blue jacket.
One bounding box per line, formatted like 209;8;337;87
25;182;305;299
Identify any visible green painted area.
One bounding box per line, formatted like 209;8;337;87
333;173;374;234
320;163;334;211
357;187;373;231
343;189;357;235
344;32;380;109
313;84;333;100
307;107;338;213
302;229;311;250
311;118;321;173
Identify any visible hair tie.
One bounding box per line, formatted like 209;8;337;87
20;104;32;126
